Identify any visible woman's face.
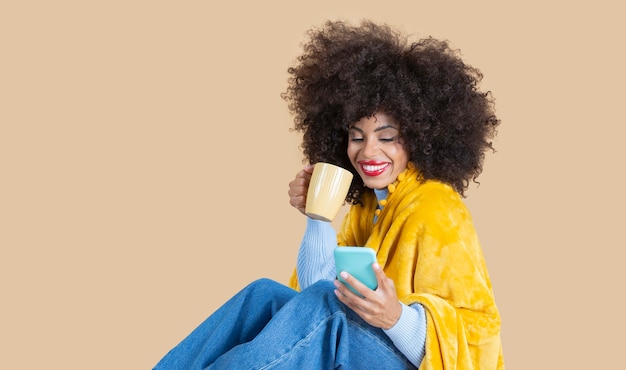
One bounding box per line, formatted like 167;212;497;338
347;112;409;190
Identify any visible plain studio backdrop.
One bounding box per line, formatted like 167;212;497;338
1;1;624;369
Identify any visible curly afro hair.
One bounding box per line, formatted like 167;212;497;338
282;20;500;201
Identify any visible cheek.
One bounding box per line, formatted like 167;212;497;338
393;144;409;161
388;147;409;170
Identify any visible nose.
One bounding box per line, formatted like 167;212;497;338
362;138;380;157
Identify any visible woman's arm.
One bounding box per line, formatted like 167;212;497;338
296;218;337;289
384;303;427;367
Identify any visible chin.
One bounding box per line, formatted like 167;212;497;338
364;180;389;190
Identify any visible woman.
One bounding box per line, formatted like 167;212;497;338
154;20;503;369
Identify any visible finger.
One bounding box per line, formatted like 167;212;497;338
338;271;373;299
287;183;307;198
299;170;312;185
333;279;367;312
372;263;398;297
289;195;306;210
288;173;311;195
287;181;304;199
372;262;387;287
303;164;314;173
333;279;349;299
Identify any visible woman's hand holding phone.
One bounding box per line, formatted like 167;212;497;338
333;247;403;330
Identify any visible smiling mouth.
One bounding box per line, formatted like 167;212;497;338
359;161;390;176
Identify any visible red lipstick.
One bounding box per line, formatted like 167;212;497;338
358;161;390;177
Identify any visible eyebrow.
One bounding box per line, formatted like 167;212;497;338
348;125;399;133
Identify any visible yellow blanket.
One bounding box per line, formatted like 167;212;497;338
289;165;504;369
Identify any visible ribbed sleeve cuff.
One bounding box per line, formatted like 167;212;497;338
383;303;427;367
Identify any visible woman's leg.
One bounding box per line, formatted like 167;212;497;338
153;278;297;370
207;280;415;370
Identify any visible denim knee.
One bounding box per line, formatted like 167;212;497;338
303;279;337;294
245;278;285;291
299;279;341;305
239;278;296;306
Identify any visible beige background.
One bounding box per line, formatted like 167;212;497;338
1;1;624;369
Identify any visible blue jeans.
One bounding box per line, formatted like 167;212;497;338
153;279;414;369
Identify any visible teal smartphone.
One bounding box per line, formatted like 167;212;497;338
334;246;378;297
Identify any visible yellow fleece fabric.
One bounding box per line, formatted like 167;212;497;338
289;165;504;369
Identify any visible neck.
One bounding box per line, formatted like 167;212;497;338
373;188;389;204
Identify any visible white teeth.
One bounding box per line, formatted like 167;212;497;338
362;164;388;172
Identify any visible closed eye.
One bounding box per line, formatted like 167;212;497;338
379;136;398;143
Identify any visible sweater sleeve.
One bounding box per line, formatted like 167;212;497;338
296;218;338;289
383;303;427;368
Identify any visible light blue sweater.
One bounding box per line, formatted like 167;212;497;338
296;189;426;367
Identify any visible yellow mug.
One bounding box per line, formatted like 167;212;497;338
305;162;353;222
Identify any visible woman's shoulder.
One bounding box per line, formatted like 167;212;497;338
407;178;462;204
398;179;471;221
